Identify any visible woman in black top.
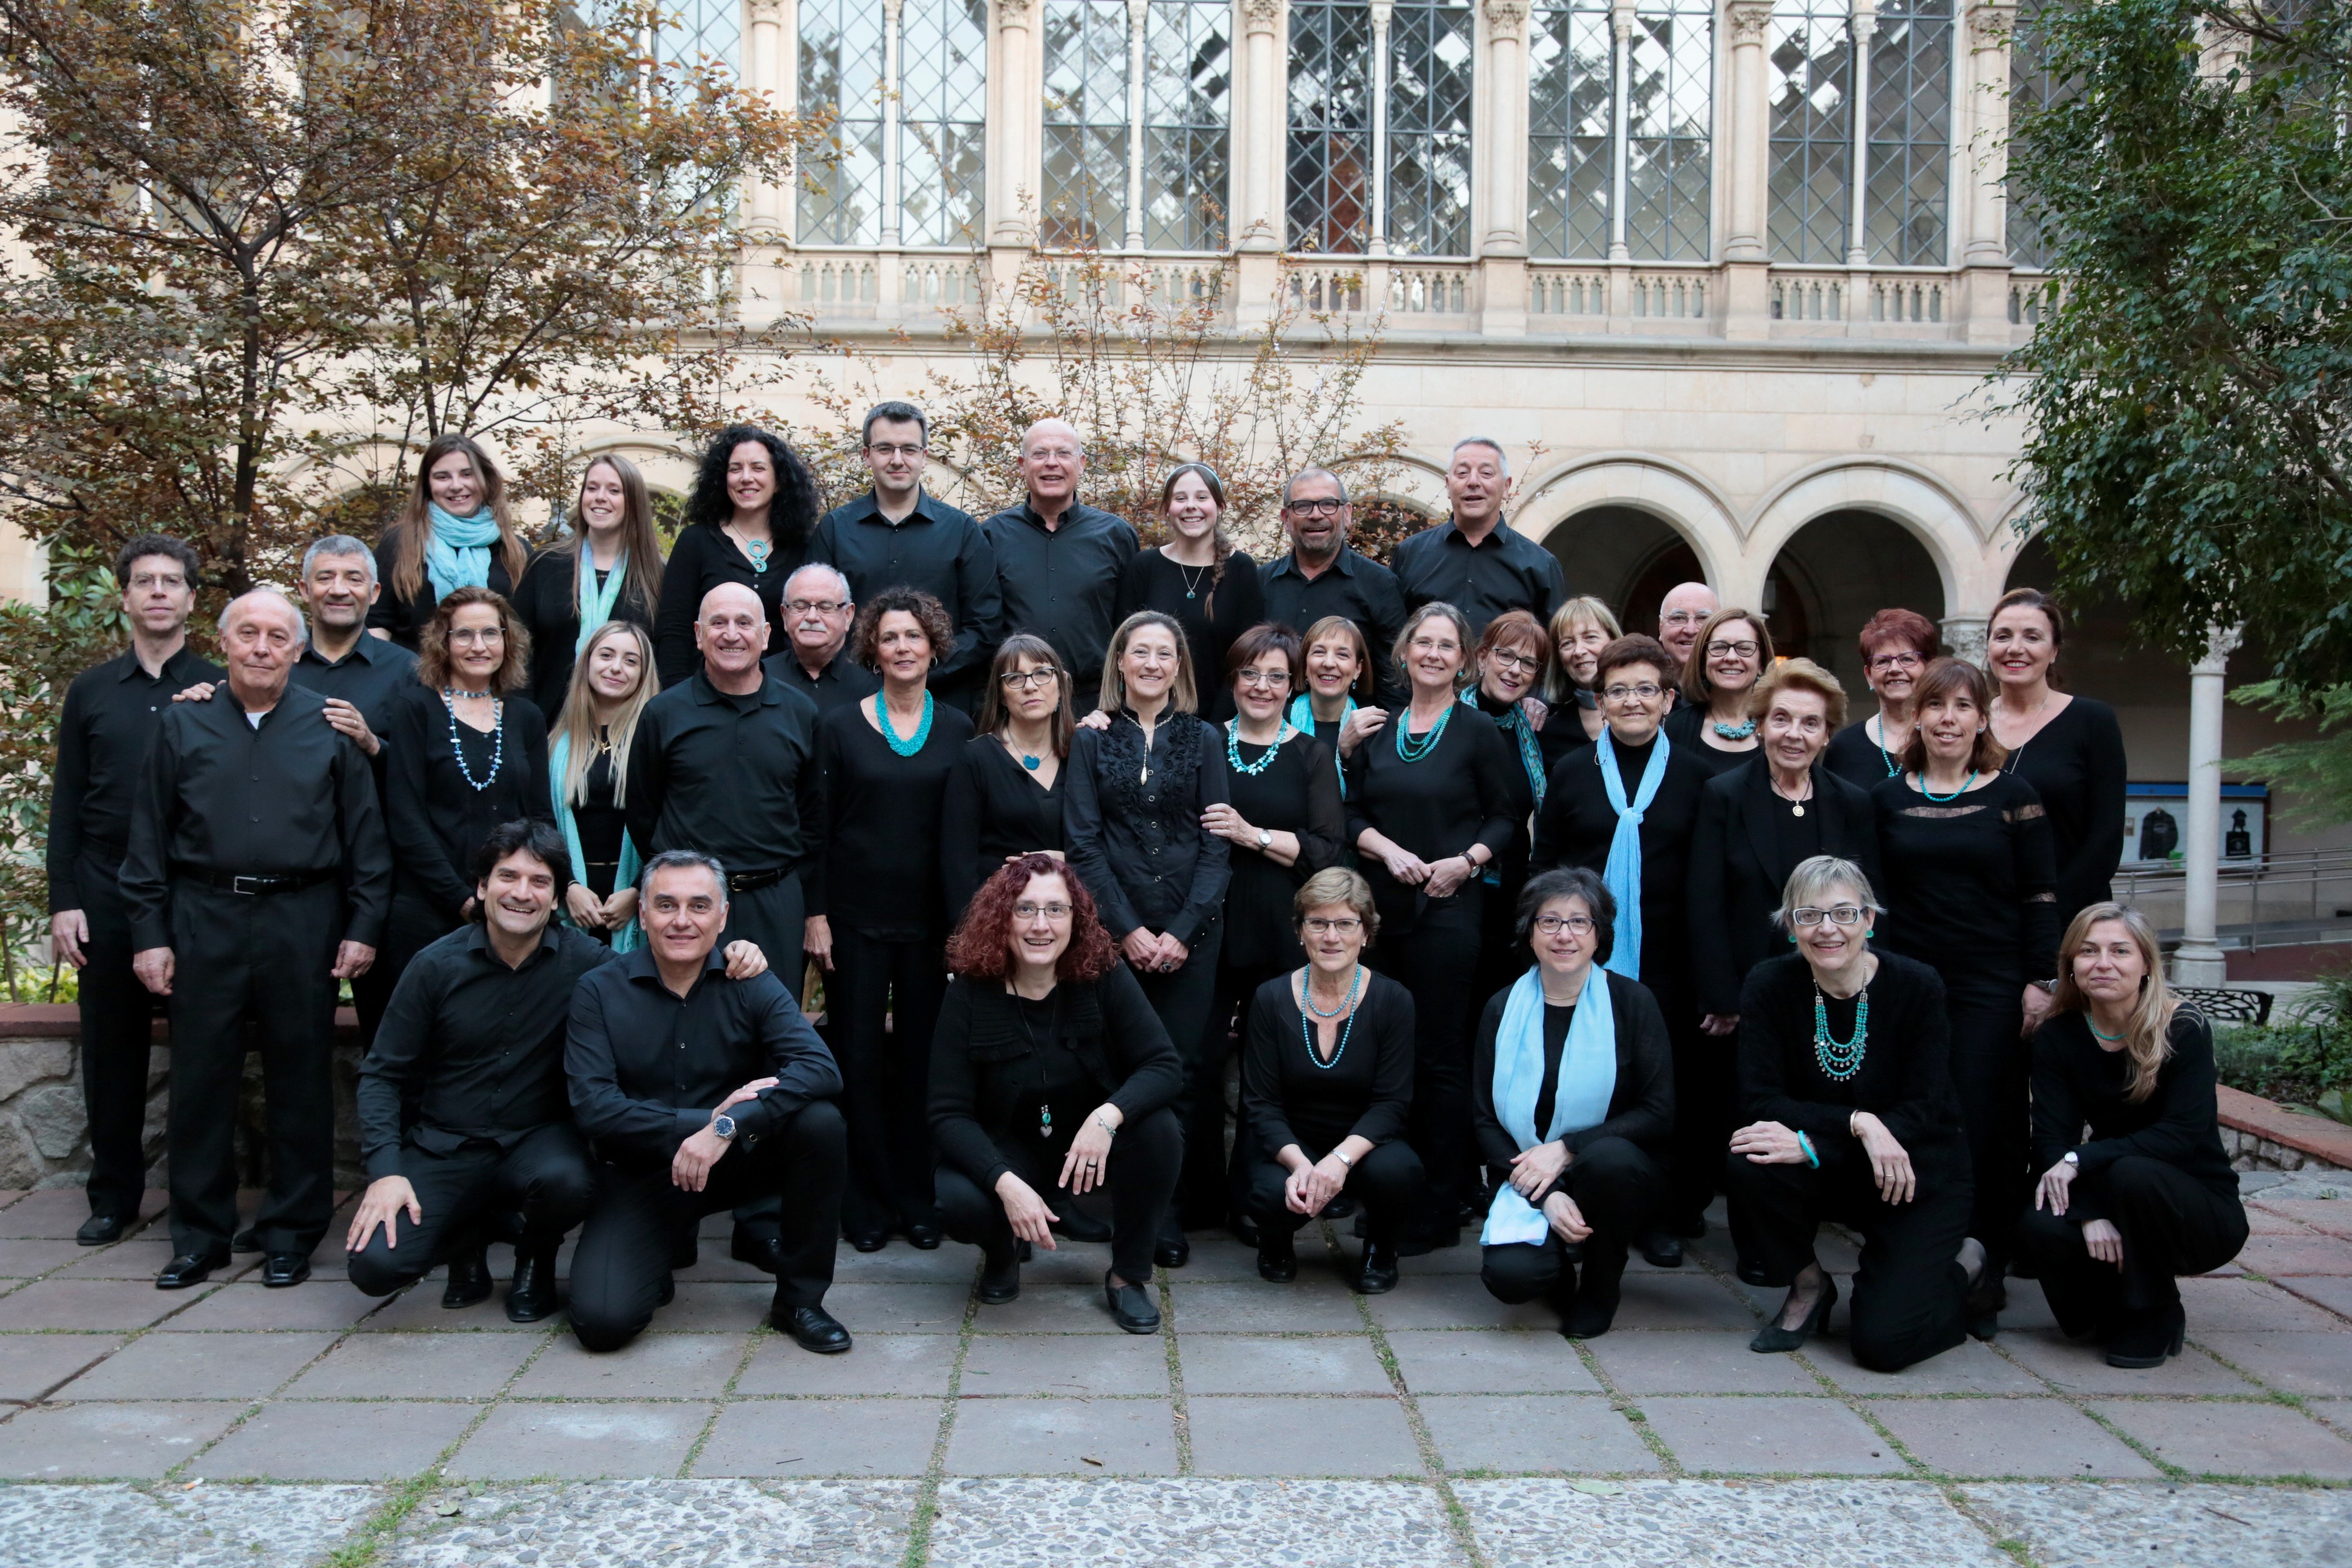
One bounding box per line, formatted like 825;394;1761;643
1116;465;1264;721
1985;588;2128;929
806;589;978;1253
547;621;659;945
1660;607;1771;781
1871;657;2060;1337
1472;868;1673;1340
382;588;555;990
1823;607;1936;790
1542;596;1620;745
1241;867;1419;1292
1287;615;1390;804
943;633;1074;921
1529;633;1708;1264
653;426;818;687
1065;610;1232;1265
1465;611;1585;1010
1347;602;1526;1248
2019;903;2246;1369
1726;855;1982;1371
510;455;664;718
368;432;532;650
930;856;1184;1332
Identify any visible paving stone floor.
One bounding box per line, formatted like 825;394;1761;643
2;1178;2349;1565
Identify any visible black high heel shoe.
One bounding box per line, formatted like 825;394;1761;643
1750;1276;1837;1353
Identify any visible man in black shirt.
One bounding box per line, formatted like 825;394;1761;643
566;850;850;1354
981;418;1138;708
47;535;223;1245
808;401;999;711
760;564;880;716
1390;438;1567;637
1258;468;1409;708
123;590;392;1290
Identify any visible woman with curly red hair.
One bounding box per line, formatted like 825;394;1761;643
929;855;1184;1332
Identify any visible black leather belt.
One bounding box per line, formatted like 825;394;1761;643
176;865;339;896
727;864;790;894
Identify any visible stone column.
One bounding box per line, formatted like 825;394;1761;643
2174;626;2243;988
1125;0;1149;252
1233;0;1284;323
742;0;794;320
990;0;1040;251
1844;0;1876;268
1481;0;1532;333
1721;0;1776;337
1369;0;1394;257
1607;0;1634;263
1956;0;2018;342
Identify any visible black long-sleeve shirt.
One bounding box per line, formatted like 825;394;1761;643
507;548;658;719
357;922;616;1178
2003;695;2128;929
1222;729;1345;969
384;685;556;919
365;526;524;650
941;736;1067;920
48;645;224;909
119;683;393;949
980;501;1138;702
2029;1009;2239;1220
1389;518;1567;637
1242;971;1416;1157
1824;717;1907;792
1065;712;1233;947
1873;770;2060;1000
807;490;1001;689
566;944;840;1163
805;697;977;939
1528;732;1707;985
928;966;1182;1189
1470;970;1675;1195
290;635;418;771
1661;702;1762;782
1258;547;1408;708
761;646;880;717
625;670;819;872
1116;548;1265;718
1344;702;1526;937
653;522;804;689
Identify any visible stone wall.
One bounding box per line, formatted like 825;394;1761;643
2225;1125;2352;1177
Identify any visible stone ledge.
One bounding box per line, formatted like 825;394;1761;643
2219;1084;2352;1175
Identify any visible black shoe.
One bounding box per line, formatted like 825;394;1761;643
1964;1276;2004;1342
906;1222;944;1251
1229;1212;1261;1249
773;1303;852;1354
1565;1246;1627;1339
1736;1257;1772;1287
231;1227;262;1254
673;1231;702;1270
1751;1276;1837;1353
1105;1272;1160;1333
76;1212;126;1246
441;1244;493;1309
657;1273;676;1307
260;1251;311;1289
506;1248;560;1323
1325;1194;1361;1220
1257;1234;1297;1283
848;1229;889;1254
1668;1215;1708;1241
156;1250;228;1290
1351;1241;1400;1296
2105;1305;2186;1370
731;1233;783;1275
1637;1229;1683;1268
1154;1234;1190;1269
978;1247;1021;1304
1051;1208;1113;1243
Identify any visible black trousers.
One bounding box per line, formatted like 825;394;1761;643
2013;1156;2249;1333
1725;1139;1972;1372
1481;1136;1660;1303
831;925;948;1234
568;1099;846;1352
71;854;161;1219
164;879;345;1257
1664;999;1735;1233
346;1123;597;1296
1946;987;2030;1274
1377;894;1484;1231
720;872;807;1248
1136;916;1223;1233
1243;1136;1425;1246
935;1105;1182;1285
1203;954;1290;1223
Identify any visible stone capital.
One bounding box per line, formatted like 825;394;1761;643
747;0;783;20
1940;615;1989;668
1966;0;2019;49
1483;0;1530;38
1726;0;1773;47
997;0;1033;25
1243;0;1281;30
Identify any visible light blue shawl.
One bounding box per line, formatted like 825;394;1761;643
1480;966;1617;1246
549;731;641;952
1593;728;1668;981
425;501;502;599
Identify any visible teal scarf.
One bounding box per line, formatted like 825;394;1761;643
575;547;628;657
1481;965;1617;1246
425;501;502;599
1594;728;1668;982
549;731;641;952
1288;691;1356;800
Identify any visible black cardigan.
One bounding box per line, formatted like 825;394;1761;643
1686;756;1883;1018
365;526;526;650
653;521;806;689
1241;970;1416;1158
383;684;556;918
2029;1008;2240;1220
929;965;1184;1190
1470;969;1675;1198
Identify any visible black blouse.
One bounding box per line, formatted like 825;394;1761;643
1115;548;1266;720
1528;731;1708;985
1873;770;2060;998
1662;702;1762;781
1221;728;1345;969
365;527;526;650
2029;1009;2240;1218
1343;701;1527;938
653;522;806;689
941;736;1068;921
1065;712;1233;948
571;742;628;899
1470;969;1675;1194
385;684;555;918
508;548;658;720
2002;695;2127;929
1824;718;1907;792
1241;970;1416;1157
806;696;978;940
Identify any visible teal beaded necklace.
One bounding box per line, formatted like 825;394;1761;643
1812;980;1871;1080
1226;718;1292;777
1920;769;1978;803
1395;700;1454;762
1301;964;1365;1069
875;690;934;757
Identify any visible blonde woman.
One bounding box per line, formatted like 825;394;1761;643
369;433;533;649
1544;596;1621;742
513;454;666;718
549;621;660;948
2019;903;2246;1369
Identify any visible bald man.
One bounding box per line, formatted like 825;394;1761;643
1657;581;1719;682
122;590;392;1290
980;418;1139;707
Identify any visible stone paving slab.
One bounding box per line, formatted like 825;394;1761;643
958;1332;1169;1396
0;1331;123;1401
1864;1396;2163;1479
382;1479;917;1568
444;1401;715;1480
1457;1478;2014;1567
943;1396;1179;1475
1963;1480;2352;1567
1634;1395;1911;1475
2088;1397;2352;1479
0;1399;247;1479
1418;1392;1666;1474
197;1399;481;1480
0;1481;380;1568
925;1477;1465;1566
694;1396;942;1477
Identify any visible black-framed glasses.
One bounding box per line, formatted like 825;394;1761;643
785;598;847;615
1603;682;1664;702
1868;651;1925;672
1303;916;1362;935
998;668;1063;689
864;443;926;459
1706;640;1761;659
1487;650;1541;675
1790;905;1867;927
1535;914;1595;935
1286;498;1346;517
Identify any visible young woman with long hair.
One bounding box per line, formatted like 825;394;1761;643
369;433;533;649
512;454;665;717
1115;463;1265;720
652;425;822;686
547;620;660;948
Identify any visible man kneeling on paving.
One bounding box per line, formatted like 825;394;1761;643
564;849;853;1354
347;822;772;1321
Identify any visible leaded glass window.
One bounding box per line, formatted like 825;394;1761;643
1527;0;1613;258
2006;0;2057;268
1864;0;1951;265
1143;0;1232;250
1387;0;1474;255
1624;0;1713;260
901;0;990;247
1042;0;1131;248
653;0;742;72
797;0;886;244
1287;0;1374;253
1768;0;1851;263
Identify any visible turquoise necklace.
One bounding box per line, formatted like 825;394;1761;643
1920;768;1978;803
1812;981;1871;1081
1301;964;1365;1069
1226;718;1292;777
875;690;934;756
1395;699;1454;762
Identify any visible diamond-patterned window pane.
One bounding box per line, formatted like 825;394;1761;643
651;0;741;74
1624;0;1713;261
1526;0;1613;259
900;0;989;247
2005;0;2058;267
798;0;885;244
1864;0;1951;265
1143;0;1232;250
1287;0;1374;254
1768;0;1851;263
1043;0;1131;248
1388;0;1474;255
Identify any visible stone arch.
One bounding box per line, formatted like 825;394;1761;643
1741;459;1984;614
1513;456;1743;619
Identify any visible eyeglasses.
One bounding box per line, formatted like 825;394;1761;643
127;572;189;591
1486;650;1541;675
447;628;505;646
1790;905;1867;927
785;599;847;615
1014;901;1071;921
1236;668;1292;688
1409;636;1458;655
1706;640;1761;659
1303;917;1362;935
1535;914;1595;935
999;668;1062;689
1025;445;1079;463
1661;610;1708;628
1868;651;1926;672
1286;498;1347;517
864;443;926;459
1602;682;1664;702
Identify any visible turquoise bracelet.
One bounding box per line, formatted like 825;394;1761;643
1796;1131;1820;1169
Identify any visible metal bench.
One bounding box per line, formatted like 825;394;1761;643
2175;986;2275;1027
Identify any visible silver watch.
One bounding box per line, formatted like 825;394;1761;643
1256;828;1271;851
712;1113;739;1141
2060;1150;2078;1167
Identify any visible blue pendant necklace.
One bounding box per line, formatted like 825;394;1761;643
1395;699;1453;762
1226;718;1290;776
875;690;934;756
442;689;504;791
1301;964;1365;1068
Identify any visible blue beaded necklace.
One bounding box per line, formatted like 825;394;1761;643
1920;769;1978;803
875;690;934;757
1226;718;1292;777
1812;981;1871;1081
1300;964;1365;1069
442;689;504;791
1394;699;1454;763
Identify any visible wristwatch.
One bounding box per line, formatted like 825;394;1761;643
712;1114;739;1141
2060;1150;2079;1167
1256;828;1272;851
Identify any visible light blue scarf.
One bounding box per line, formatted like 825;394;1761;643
575;548;628;657
1289;691;1356;800
425;501;502;599
1594;727;1668;981
1481;965;1617;1246
549;731;641;952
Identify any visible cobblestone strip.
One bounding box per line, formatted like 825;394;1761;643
896;1277;982;1568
